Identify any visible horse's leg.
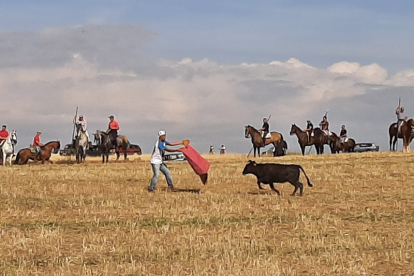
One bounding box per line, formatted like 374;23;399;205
393;136;397;151
389;134;393;151
253;147;256;158
301;145;305;156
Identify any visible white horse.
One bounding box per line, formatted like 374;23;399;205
1;130;17;166
75;123;88;163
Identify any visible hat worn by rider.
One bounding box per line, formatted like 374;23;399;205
79;115;83;118
109;115;114;118
158;130;166;137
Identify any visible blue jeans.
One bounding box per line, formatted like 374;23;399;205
149;163;173;190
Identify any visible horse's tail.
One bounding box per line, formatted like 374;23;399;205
14;151;21;165
299;166;313;187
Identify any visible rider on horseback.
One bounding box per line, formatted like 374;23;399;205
259;118;269;146
107;115;119;146
340;125;347;143
33;131;44;156
305;120;313;142
396;105;407;134
0;125;9;146
319;116;329;136
73;115;89;141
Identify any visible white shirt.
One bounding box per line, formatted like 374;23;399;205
150;140;170;164
76;119;87;132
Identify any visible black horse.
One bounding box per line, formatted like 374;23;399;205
94;131;130;163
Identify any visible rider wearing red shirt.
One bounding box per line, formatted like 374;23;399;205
0;125;9;141
33;132;44;146
107;115;119;145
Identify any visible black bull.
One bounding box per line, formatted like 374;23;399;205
242;160;313;196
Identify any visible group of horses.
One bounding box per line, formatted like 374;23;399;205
0;123;130;166
68;123;130;164
244;125;355;157
245;119;414;158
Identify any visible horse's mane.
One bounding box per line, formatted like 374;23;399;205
246;125;258;132
44;141;59;145
96;130;108;136
291;124;303;132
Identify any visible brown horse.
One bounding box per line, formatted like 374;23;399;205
402;119;414;153
289;124;328;155
329;132;356;153
389;122;404;151
244;125;283;157
94;131;130;163
15;141;61;165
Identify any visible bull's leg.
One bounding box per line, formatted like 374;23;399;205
268;183;280;195
291;181;304;196
257;181;265;190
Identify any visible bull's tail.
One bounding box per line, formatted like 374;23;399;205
14;151;21;165
299;166;313;187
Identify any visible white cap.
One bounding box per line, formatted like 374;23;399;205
158;130;166;137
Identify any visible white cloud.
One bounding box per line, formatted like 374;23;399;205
1;25;414;153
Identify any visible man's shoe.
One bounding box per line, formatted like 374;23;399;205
169;187;179;192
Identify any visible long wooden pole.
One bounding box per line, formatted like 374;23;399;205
72;106;78;142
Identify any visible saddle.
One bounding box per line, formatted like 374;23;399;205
29;145;37;154
306;131;314;137
260;132;271;138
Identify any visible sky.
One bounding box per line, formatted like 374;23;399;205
1;1;414;154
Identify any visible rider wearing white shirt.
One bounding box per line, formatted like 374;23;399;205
73;115;89;140
148;130;185;192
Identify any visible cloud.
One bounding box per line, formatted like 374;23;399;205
1;25;414;153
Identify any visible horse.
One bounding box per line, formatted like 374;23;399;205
74;123;88;163
94;131;130;163
1;130;17;166
389;122;414;151
14;141;60;165
329;132;356;153
402;119;414;153
389;122;403;151
289;124;328;155
244;125;283;158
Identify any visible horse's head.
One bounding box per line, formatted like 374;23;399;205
94;131;102;145
289;124;297;135
245;125;251;138
54;141;61;153
10;130;17;144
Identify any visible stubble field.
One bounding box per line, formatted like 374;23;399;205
1;151;414;275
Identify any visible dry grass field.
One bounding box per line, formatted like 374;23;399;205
1;151;414;275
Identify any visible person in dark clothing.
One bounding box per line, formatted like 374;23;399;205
259;118;269;146
340;125;347;143
305;120;313;142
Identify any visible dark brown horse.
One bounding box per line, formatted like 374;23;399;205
402;119;414;153
244;125;283;157
289;124;328;155
94;131;130;163
389;122;403;151
329;132;356;153
15;141;60;165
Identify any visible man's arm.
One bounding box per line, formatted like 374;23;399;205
168;141;185;146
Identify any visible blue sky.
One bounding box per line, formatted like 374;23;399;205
1;1;414;153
